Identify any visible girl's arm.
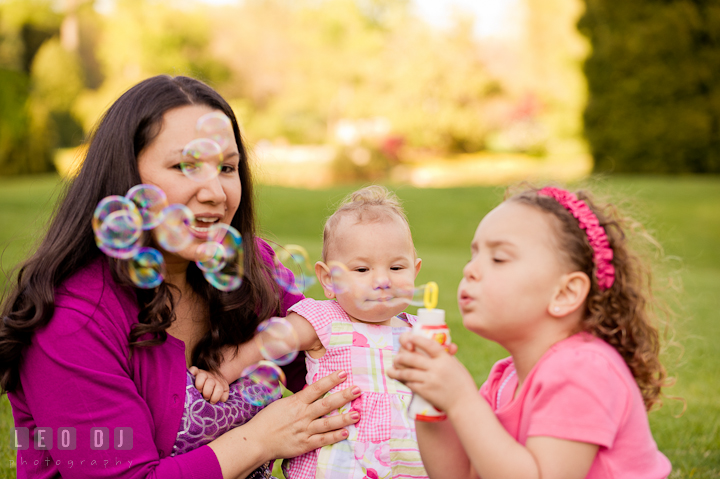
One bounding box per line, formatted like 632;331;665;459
389;335;597;479
194;312;323;402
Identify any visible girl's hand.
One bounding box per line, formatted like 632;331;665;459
388;333;476;414
189;366;230;404
252;370;362;459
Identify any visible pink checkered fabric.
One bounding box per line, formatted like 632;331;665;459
283;299;427;479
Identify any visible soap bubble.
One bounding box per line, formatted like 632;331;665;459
92;196;141;238
128;247;165;289
125;184;168;230
92;196;143;259
195;241;227;273
201;223;244;292
240;361;285;406
327;261;351;294
196;112;234;152
181;138;223;182
274;245;316;294
393;282;439;309
254;317;299;366
155;204;194;252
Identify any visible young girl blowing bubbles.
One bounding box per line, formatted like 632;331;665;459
388;186;672;479
196;185;431;479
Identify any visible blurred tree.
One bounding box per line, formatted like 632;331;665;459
73;0;230;134
579;0;720;173
0;0;61;174
209;0;502;154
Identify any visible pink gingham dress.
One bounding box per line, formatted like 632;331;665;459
283;299;428;479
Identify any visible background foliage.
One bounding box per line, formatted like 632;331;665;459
0;0;589;178
579;0;720;173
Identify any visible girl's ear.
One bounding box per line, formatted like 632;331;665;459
414;257;422;279
315;261;336;299
549;271;591;318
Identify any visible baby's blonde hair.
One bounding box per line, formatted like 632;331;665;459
322;185;413;261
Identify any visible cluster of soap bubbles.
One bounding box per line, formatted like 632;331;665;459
92;112;245;291
268;243;440;312
240;317;299;406
92;184;244;291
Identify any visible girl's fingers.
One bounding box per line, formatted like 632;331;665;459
387;364;426;385
393;349;432;370
188;366;199;375
408;335;447;358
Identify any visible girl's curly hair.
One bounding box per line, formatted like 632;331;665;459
508;185;673;411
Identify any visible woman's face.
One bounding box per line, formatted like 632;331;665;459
137;104;241;265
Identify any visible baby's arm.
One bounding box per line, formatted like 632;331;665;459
194;312;323;403
390;335;598;479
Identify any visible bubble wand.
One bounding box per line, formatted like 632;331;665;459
407;281;451;422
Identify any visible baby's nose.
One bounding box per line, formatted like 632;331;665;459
373;274;391;290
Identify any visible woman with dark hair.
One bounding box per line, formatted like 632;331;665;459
0;75;361;478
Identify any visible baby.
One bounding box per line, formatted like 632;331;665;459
198;185;429;479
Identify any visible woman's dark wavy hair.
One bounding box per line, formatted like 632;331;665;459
0;75;284;393
508;185;673;411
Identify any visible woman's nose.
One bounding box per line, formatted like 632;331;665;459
196;176;227;205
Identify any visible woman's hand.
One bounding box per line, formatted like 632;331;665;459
189;366;230;404
254;369;362;460
388;333;475;414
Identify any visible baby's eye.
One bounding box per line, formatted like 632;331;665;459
355;267;369;273
492;257;507;263
390;266;404;271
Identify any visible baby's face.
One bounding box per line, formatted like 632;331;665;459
321;215;421;326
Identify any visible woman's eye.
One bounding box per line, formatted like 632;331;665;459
221;165;237;174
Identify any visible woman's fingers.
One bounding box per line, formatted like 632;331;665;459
295;370;349;404
307;408;361;436
306;428;351;451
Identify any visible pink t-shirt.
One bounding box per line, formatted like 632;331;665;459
479;332;671;478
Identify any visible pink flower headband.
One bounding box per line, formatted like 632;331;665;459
537;187;615;290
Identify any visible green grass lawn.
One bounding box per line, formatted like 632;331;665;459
1;174;718;478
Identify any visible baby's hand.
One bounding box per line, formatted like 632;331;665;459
189;366;230;404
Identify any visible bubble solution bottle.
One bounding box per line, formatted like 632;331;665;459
407;307;451;422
